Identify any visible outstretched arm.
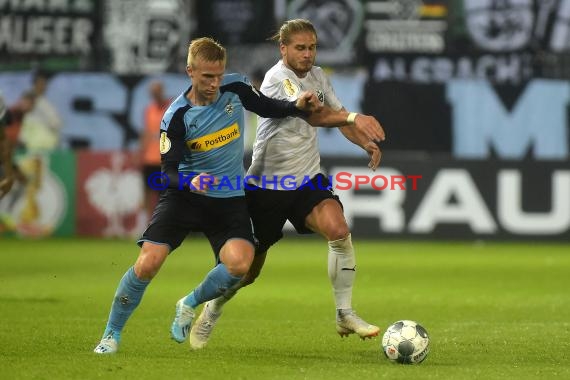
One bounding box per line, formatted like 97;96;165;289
306;107;386;143
225;81;320;118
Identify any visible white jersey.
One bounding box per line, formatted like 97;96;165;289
247;60;343;190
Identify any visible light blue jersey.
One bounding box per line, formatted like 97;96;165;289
159;73;304;198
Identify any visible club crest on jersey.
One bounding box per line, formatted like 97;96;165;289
225;103;233;116
316;89;324;103
282;78;299;97
160;131;171;154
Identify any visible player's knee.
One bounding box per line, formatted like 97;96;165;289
135;263;158;280
135;244;168;280
224;251;254;277
221;239;255;276
327;224;350;242
226;260;251;276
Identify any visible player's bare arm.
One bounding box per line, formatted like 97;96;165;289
306;107;386;143
339;124;383;171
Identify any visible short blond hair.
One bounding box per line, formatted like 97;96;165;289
187;37;226;67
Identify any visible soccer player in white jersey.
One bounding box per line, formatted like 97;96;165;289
190;19;386;349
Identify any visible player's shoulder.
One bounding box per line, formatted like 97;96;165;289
264;61;290;82
309;65;326;78
262;62;295;94
161;93;191;130
221;73;251;87
166;93;190;113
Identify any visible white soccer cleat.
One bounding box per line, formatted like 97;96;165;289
336;310;380;340
94;332;119;354
170;298;195;343
189;301;222;350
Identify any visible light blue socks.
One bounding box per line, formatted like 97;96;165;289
183;263;242;308
103;266;150;340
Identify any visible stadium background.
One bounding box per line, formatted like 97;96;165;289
1;0;569;241
1;2;570;379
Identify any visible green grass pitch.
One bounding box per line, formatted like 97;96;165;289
1;237;569;379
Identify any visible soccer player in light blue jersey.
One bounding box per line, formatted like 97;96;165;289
93;37;325;354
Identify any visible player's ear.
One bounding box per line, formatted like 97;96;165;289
186;65;193;77
279;43;287;57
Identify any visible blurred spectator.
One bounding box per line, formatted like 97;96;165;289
140;80;171;219
0;91;14;199
1;91;30;198
16;71;62;230
5;91;35;147
19;71;62;153
0;91;30;234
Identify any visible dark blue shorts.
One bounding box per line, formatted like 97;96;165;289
138;189;254;258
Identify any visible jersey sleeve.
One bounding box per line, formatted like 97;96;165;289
161;105;191;189
221;80;308;119
261;70;301;102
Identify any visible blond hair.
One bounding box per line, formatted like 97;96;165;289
270;19;317;45
187;37;226;67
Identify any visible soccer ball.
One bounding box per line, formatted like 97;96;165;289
381;320;430;364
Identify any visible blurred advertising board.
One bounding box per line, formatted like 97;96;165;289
359;0;570;154
287;0;365;65
0;0;103;71
319;154;570;241
75;151;144;237
195;0;275;45
1;150;568;241
0;68;567;163
0;150;76;237
102;0;194;74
